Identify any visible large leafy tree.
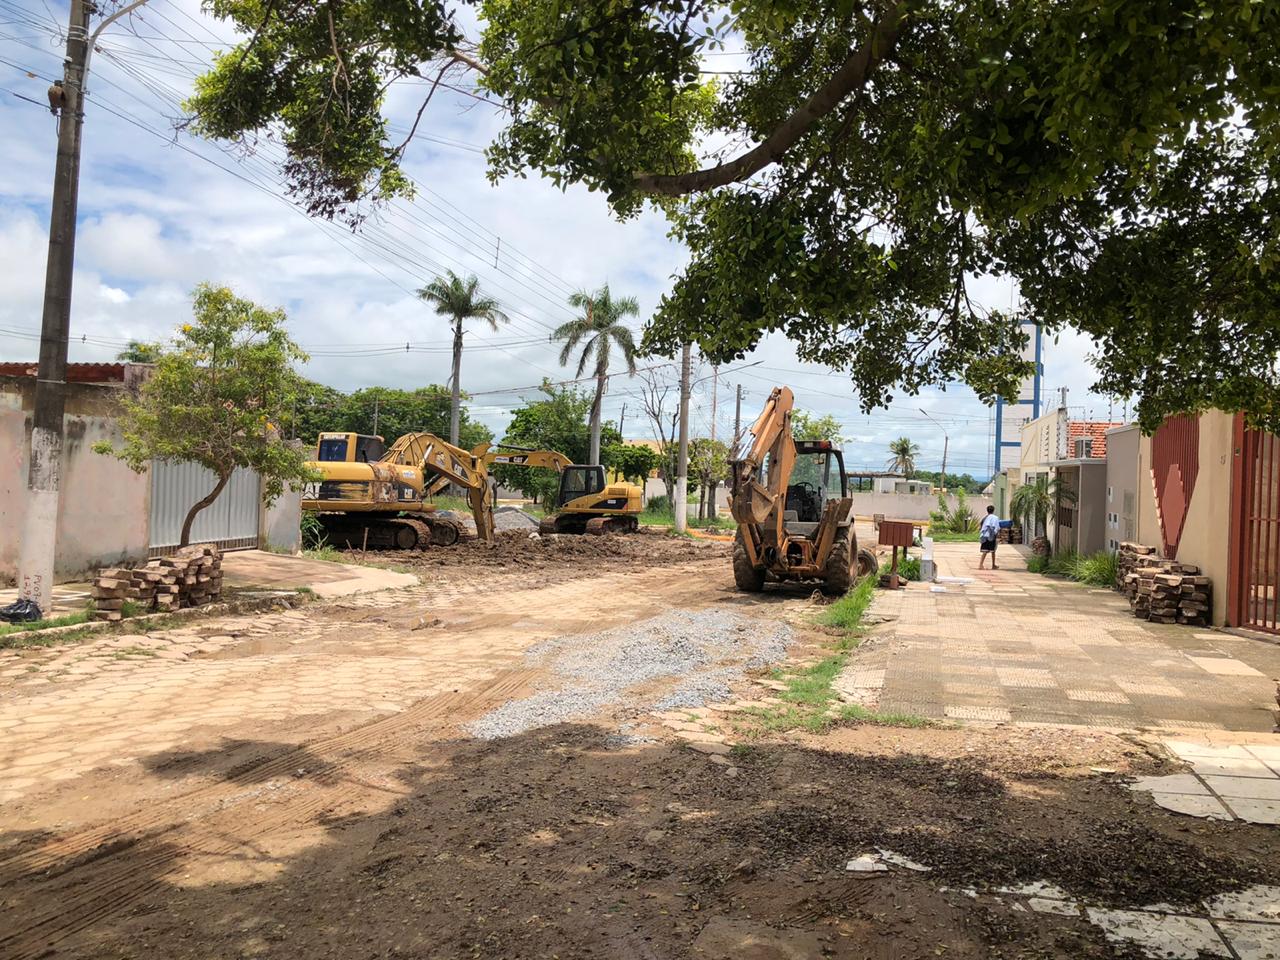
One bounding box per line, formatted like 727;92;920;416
490;382;621;503
188;1;1280;432
791;410;844;443
116;340;163;363
416;271;509;445
554;284;639;466
95;284;313;546
604;442;662;487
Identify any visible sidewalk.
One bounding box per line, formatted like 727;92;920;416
839;542;1280;733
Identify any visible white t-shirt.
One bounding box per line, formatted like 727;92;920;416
980;514;1001;541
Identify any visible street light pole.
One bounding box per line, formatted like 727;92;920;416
919;408;949;493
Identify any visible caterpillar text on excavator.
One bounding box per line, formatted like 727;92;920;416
301;431;642;549
728;387;878;594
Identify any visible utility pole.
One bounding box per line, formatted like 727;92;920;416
17;0;91;616
919;408;949;494
372;396;380;436
673;343;691;534
709;366;718;442
733;384;743;448
618;402;626;437
17;0;147;616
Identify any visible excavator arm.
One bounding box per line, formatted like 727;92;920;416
729;386;795;527
484;448;573;473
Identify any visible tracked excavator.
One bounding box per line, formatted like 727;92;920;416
728;387;878;594
302;432;642;549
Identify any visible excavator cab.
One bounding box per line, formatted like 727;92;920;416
555;465;605;506
314;432;387;463
785;441;848;524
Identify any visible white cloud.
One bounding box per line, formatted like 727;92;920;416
0;0;1114;478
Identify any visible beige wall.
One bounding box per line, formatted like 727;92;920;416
1020;408;1069;475
1133;411;1234;625
1;379;151;584
1105;425;1140;550
853;491;994;522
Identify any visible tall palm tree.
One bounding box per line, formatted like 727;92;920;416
416;271;509;445
554;284;639;465
885;437;920;477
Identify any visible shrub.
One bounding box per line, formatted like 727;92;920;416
1026;555;1049;574
645;495;671;514
1075;551;1119;586
899;555;921;581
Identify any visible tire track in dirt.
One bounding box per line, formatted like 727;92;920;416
0;667;537;960
0;559;731;960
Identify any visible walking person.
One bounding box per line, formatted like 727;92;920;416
978;504;1001;570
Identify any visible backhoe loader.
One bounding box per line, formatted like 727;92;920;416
728;387;877;594
302;434;642;549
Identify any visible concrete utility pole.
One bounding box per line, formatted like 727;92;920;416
733;384;743;448
18;0;149;615
709;366;718;442
673;344;691;534
18;0;91;616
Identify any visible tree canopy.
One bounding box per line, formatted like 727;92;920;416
95;284;313;545
490;382;621;502
791;410;844;443
292;382;494;451
188;1;1280;432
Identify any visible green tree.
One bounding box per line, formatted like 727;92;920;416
791;410;843;443
554;284;639;466
491;382;620;503
94;284;312;546
186;1;1280;433
689;437;730;520
603;442;661;487
416;271;509;446
885;437;920;478
338;385;492;450
116;340;162;363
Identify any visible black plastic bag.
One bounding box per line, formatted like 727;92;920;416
0;598;42;623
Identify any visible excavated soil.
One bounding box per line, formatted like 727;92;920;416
347;528;729;573
48;723;1280;960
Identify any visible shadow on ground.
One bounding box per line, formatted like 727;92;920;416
4;724;1278;960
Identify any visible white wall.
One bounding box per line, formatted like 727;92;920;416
854;491;994;522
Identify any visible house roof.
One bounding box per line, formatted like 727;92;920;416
846;470;907;479
1066;420;1126;458
0;362;128;383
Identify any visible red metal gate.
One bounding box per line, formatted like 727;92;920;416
1231;418;1280;634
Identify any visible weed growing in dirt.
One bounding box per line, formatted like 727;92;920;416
303;545;346;563
735;578;928;737
112;646;158;660
0;624;98;650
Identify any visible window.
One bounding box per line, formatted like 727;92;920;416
316;438;348;461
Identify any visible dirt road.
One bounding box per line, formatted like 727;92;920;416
3;531;1280;959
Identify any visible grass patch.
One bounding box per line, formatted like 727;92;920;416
926;528;982;542
302;545;345;563
735;576;929;737
0;603;93;639
1028;549;1117;586
113;646;158;659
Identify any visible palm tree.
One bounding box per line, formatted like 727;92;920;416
554;284;639;465
1010;474;1078;553
885;437;920;477
416;271;509;445
116;340;161;363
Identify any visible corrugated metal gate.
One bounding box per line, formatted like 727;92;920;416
1231;419;1280;634
148;461;260;553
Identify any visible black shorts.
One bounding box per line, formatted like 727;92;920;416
980;539;997;553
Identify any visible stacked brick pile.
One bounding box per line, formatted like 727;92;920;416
998;523;1022;545
92;544;223;621
1116;541;1158;588
1121;558;1212;626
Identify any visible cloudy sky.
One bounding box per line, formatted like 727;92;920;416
0;0;1120;479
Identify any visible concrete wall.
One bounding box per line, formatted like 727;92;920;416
0;378;150;584
1133;411;1234;625
1020;407;1069;475
852;491;994;522
1105;425;1140;551
262;485;303;554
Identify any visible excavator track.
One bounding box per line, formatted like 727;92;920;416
423;516;463;546
584;516;638;536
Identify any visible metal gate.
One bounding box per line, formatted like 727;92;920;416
1231;419;1280;634
148;461;260;553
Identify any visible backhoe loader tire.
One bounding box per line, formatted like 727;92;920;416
732;529;766;593
820;526;857;596
857;547;879;581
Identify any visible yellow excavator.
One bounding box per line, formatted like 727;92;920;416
301;431;642;548
729;387;877;594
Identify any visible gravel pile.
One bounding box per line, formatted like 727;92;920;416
493;507;540;531
468;608;792;740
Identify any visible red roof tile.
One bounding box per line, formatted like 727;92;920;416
0;362;127;383
1067;420;1125;458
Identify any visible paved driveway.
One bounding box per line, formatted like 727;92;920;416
841;542;1280;732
